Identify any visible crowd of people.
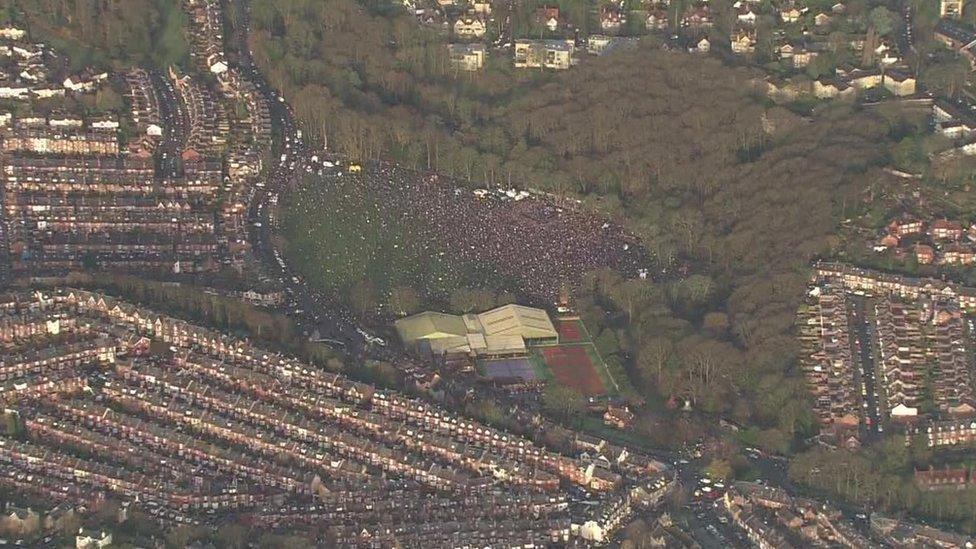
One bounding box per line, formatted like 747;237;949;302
287;164;650;304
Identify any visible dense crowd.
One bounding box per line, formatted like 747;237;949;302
288;164;650;303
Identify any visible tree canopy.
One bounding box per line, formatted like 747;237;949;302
256;0;902;448
0;0;188;69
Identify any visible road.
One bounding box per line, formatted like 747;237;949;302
228;0;370;356
0;178;9;286
850;295;883;442
149;68;188;178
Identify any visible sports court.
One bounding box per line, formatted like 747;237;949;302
555;318;585;343
541;345;606;396
480;357;539;381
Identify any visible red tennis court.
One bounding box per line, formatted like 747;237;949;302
556;319;584;343
541;345;605;396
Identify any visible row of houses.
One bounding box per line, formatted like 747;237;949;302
181;0;272;267
0;24;260;275
915;417;976;448
252;487;568;532
724;481;872;548
2;156;221;274
450;39;575;72
514;39;575;70
763;68;917;103
578;473;674;543
172;73;229;159
871;512;973;547
914;466;976;491
122;68;164;156
797;285;863;446
876;217;976;267
0;437;268;512
813;261;976;312
0;288;669;541
927;98;976;159
0;29;108;102
875;296;975;419
802;264;976;427
0;126;120;156
935;18;976;67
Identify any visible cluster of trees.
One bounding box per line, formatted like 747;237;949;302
790;438;976;533
905;0;972;100
254;0;908;450
31;272;345;372
162;522;313;549
0;0;187;69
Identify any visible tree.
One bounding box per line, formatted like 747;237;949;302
542;385;587;423
704;458;733;480
166;524;209;548
922;56;971;99
702;311;729;335
868;6;895;37
1;411;22;437
891;135;926;172
806;51;836;79
635;337;674;390
595;328;620;357
216;523;249;549
448;287;495;313
9;0;188;69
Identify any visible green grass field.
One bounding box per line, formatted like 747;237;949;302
282;175;501;303
528;353;553;381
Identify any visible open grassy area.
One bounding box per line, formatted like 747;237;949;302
528;353;553;381
282;174;503;306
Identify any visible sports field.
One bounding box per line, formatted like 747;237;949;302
555;318;584;343
541;345;606;396
535;317;617;397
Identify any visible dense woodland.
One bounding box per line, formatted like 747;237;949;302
0;0;187;69
252;0;910;453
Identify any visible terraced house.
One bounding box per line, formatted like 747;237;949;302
0;289;673;545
